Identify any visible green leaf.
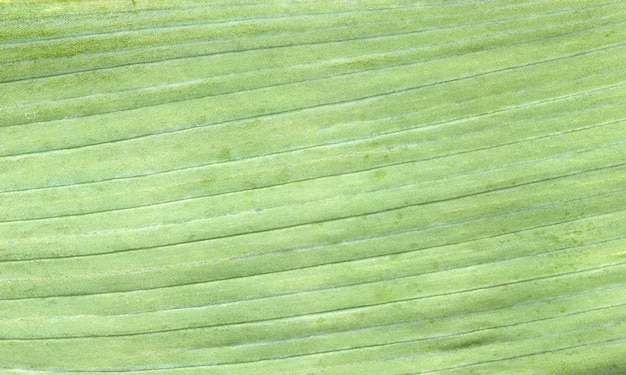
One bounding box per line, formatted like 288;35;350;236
1;1;625;374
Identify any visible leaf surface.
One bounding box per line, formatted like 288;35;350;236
1;1;625;374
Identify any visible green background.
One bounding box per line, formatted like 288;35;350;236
0;1;625;373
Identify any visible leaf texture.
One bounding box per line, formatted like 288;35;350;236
0;1;625;374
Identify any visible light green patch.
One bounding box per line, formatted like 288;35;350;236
0;0;625;374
